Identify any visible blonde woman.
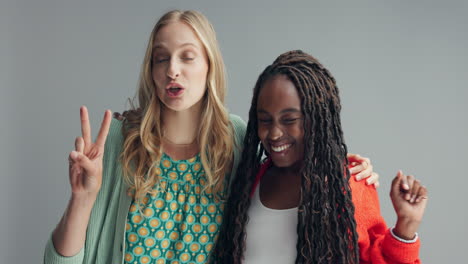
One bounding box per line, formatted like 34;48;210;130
44;10;377;264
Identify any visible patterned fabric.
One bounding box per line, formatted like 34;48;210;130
43;115;247;264
124;153;224;264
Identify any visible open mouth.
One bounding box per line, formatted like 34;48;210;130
271;144;291;153
166;86;184;97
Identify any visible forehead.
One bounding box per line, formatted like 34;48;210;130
153;21;204;50
257;75;301;112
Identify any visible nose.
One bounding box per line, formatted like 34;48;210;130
268;124;283;141
166;59;180;79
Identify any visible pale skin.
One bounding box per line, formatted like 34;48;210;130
52;106;112;256
348;153;379;187
51;112;378;257
51;22;208;257
50;22;379;257
52;108;203;256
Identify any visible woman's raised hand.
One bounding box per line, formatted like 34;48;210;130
390;170;428;240
68;106;112;197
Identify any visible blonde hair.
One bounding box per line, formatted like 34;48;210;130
121;10;233;207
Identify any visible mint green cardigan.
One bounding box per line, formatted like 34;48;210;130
44;115;246;264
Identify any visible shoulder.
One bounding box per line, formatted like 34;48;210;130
108;117;124;141
229;114;246;133
349;176;379;205
228;114;247;143
103;117;125;155
101;118;126;188
349;175;382;223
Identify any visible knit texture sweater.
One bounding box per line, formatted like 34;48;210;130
44;114;246;264
251;159;421;264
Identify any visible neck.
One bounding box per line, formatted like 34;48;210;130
161;100;203;144
273;161;302;179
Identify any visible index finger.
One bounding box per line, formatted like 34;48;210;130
95;110;112;147
80;106;92;147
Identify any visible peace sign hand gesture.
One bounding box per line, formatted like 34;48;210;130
68;106;112;197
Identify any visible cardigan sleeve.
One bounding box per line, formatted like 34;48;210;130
227;114;247;190
43;118;125;264
351;177;421;264
43;236;85;264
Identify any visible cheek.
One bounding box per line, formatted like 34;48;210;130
190;67;209;98
257;127;267;142
291;125;305;143
152;67;164;85
191;60;209;82
294;126;305;157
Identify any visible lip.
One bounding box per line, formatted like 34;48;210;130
165;82;185;90
165;82;185;98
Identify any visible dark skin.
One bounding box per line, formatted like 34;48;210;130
257;74;428;239
257;75;304;209
257;75;378;210
257;75;375;210
260;166;301;209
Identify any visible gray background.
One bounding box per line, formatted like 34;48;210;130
2;0;467;262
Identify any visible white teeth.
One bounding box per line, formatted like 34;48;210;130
271;144;291;152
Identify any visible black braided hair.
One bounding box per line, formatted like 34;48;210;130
211;50;359;264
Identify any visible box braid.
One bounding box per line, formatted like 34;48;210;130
211;50;359;264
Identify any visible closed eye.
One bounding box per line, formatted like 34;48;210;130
258;119;272;124
282;118;302;125
154;57;169;64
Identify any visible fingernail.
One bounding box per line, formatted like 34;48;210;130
71;151;78;159
403;184;409;190
366;178;371;185
410;195;416;203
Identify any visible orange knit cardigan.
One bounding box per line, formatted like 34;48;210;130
251;159;421;264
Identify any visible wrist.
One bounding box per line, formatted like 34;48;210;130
394;217;420;240
390;227;419;243
70;193;98;210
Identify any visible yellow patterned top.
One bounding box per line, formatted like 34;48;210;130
124;153;224;264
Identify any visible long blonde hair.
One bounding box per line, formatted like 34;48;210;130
121;10;233;207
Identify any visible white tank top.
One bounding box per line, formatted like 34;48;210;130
243;184;298;264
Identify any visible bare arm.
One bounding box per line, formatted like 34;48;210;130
51;106;111;256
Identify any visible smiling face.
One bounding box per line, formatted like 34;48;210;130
257;75;305;169
152;21;209;112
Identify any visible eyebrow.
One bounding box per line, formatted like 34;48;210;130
153;42;199;50
257;108;301;114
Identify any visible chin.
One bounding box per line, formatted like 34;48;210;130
161;96;204;113
270;157;296;168
269;153;302;171
161;99;188;112
165;104;189;112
